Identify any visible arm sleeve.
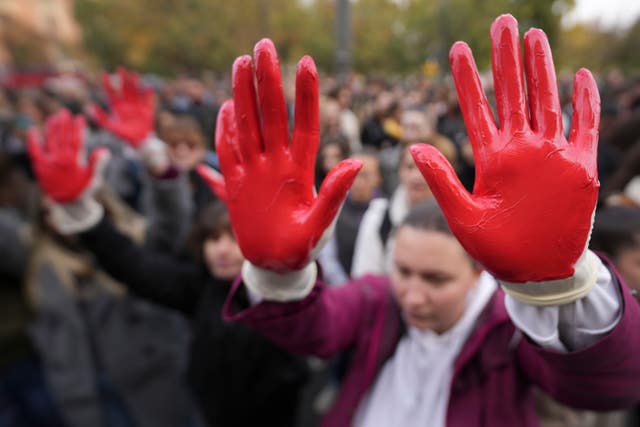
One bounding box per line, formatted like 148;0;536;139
513;255;640;410
223;274;389;358
505;253;621;352
80;216;203;315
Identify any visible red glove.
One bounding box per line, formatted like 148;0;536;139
27;110;109;203
410;14;600;283
198;39;361;273
197;164;227;202
89;67;154;147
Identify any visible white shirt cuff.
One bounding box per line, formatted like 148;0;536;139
505;255;622;352
241;261;317;302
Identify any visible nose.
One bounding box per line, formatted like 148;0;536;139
217;235;236;253
404;279;430;308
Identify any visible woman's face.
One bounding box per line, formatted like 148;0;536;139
399;149;432;206
349;153;381;203
390;226;481;334
203;231;244;280
164;128;206;171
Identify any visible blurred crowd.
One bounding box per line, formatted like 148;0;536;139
0;63;639;427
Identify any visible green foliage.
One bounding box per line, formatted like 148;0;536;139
401;0;574;72
75;0;638;76
557;20;640;74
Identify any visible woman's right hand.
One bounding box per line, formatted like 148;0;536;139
27;109;109;203
198;39;361;273
89;67;155;148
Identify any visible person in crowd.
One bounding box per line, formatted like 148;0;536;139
318;147;383;285
350;143;432;277
379;108;456;196
360;91;399;149
156;111;219;219
591;205;640;297
200;16;640;427
0;152;66;427
90;69;216;251
328;85;361;153
25;106;200;427
315;135;351;192
26;108;310;427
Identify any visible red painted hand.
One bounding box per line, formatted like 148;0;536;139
199;39;361;273
410;14;600;282
27;110;109;203
89;67;154;147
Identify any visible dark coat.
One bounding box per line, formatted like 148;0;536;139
81;217;309;427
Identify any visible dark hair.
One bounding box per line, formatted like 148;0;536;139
187;201;233;262
399;199;479;267
158;112;206;147
400;198;452;235
315;134;351;189
590;206;640;258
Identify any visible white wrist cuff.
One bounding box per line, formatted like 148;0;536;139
49;198;104;235
139;135;169;172
499;249;600;306
241;261;317;302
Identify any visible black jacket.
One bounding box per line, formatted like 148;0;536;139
81;218;309;427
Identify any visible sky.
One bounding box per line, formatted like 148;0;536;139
563;0;640;30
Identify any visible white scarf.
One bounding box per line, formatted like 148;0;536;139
354;272;497;427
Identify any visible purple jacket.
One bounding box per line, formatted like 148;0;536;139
224;257;640;426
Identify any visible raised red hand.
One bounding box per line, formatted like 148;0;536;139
89;67;154;147
198;39;361;273
27;110;109;203
410;14;600;283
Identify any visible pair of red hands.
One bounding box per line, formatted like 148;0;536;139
28;69;154;202
29;14;600;283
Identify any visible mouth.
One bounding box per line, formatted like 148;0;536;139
406;311;433;323
215;262;233;269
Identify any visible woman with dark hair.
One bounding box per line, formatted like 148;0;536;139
27;111;309;427
83;200;308;427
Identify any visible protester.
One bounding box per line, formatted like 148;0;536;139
200;15;640;427
26;108;310;427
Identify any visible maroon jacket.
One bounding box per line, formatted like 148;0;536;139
224;257;640;426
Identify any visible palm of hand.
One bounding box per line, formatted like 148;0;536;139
108;100;153;143
212;40;361;273
27;110;104;203
225;150;319;271
410;15;600;282
464;135;597;281
94;68;154;146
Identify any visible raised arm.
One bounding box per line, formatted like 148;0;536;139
410;13;640;408
27;110;203;315
198;40;368;356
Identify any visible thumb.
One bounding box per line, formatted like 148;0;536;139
88;103;110;128
196;164;228;202
307;159;362;234
26;127;43;162
410;144;478;220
